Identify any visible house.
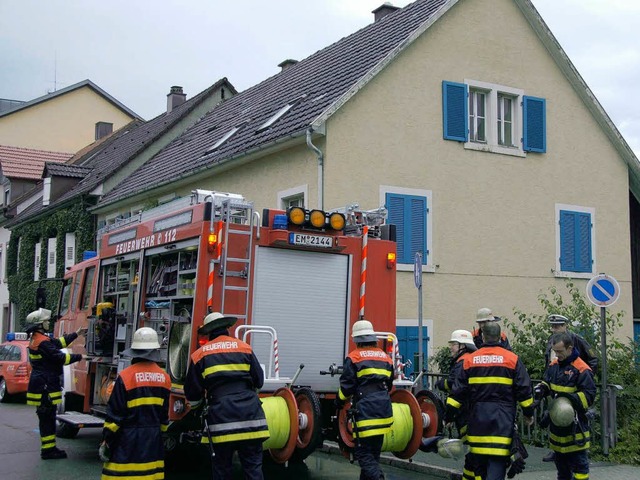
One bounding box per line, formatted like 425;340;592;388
88;0;640;359
5;80;236;323
0;79;141;153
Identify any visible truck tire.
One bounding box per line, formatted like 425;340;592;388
290;387;322;462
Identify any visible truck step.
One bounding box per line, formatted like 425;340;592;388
57;412;105;428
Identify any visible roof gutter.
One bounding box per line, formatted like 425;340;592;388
306;127;324;210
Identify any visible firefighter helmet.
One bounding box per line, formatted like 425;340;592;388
449;329;477;351
122;327;163;361
476;307;497;322
26;308;52;324
437;438;466;459
549;396;575;427
351;320;377;343
198;312;238;335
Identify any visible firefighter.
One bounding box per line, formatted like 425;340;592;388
25;308;87;460
336;319;394;480
184;312;269;480
472;307;511;350
535;332;596;480
446;322;534;480
99;327;171;480
434;329;478;480
542;314;598;463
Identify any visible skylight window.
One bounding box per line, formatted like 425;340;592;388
205;126;239;153
257;104;293;132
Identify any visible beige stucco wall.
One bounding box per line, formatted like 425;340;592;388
321;0;632;348
94;0;633;351
0;86;135;152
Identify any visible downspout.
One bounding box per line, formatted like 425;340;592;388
306;127;324;210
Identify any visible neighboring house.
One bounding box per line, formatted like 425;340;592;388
0;146;72;337
5;81;236;323
0;79;141;152
88;0;639;356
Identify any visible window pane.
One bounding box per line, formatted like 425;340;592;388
477;118;485;142
504;123;512;146
81;267;96;310
504;98;512;121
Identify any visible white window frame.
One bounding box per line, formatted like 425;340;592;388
34;242;41;281
380;185;434;273
277;185;308;210
554;203;596;279
464;79;525;158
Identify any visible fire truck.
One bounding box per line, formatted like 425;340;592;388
54;189;443;462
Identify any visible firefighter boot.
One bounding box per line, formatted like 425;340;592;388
41;447;68;460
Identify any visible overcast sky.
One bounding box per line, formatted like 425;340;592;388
1;0;638;157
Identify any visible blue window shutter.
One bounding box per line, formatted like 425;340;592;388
523;96;546;152
559;210;592;273
386;193;427;264
442;81;468;142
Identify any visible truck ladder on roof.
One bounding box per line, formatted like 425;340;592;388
218;198;254;324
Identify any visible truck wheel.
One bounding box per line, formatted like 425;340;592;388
290;387;322;462
56;422;80;439
0;378;10;403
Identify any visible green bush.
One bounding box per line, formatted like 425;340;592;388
503;280;640;464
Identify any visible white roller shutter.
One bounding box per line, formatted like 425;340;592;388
251;246;350;392
47;237;57;278
65;232;76;269
34;242;41;281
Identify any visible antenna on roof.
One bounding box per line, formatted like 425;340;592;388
47;51;58;94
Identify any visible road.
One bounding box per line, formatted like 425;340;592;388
0;401;438;480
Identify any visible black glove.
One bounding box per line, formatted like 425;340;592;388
435;378;446;391
444;405;456;424
507;456;525;478
533;383;549;400
539;411;550;428
334;398;345;411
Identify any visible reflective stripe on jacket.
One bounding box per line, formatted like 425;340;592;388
184;334;269;444
101;361;171;480
447;345;534;457
339;347;394;438
542;356;596;453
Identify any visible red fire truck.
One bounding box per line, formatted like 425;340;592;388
54;189;442;462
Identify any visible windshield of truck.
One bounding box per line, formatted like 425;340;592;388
59;277;73;316
81;267;96;310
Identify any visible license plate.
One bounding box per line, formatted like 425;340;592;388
288;232;334;248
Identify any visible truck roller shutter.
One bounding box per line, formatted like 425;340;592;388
251;246;350;392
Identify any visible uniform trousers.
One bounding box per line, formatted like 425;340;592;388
211;439;264;480
354;435;385;480
474;454;508;480
554;450;589;480
36;393;57;452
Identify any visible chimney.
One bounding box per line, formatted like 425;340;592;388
372;2;399;22
278;59;298;72
167;86;187;113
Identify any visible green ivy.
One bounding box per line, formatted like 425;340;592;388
7;198;95;328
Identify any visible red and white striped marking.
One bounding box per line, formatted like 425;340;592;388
359;226;368;318
273;338;280;378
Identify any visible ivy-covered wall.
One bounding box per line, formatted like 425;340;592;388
7;198;95;327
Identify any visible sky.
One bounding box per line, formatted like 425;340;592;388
1;0;639;157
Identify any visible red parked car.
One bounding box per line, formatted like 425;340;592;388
0;333;31;402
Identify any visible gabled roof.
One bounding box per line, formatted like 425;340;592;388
0;145;72;180
43;163;91;179
7;78;236;226
0;79;142;120
97;0;640;208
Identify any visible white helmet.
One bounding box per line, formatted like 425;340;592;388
352;320;377;343
549;396;575;427
476;307;497;323
26;308;52;324
198;312;238;335
449;329;476;350
130;327;161;350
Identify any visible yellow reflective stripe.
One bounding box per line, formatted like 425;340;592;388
103;460;164;472
357;368;392;378
469;446;510;456
469;376;513;385
551;442;590;453
574;473;589;479
50;391;62;399
577;391;588;409
212;429;270;443
446;397;461;408
52;398;62;405
29;353;42;360
357;426;392;438
59;337;68;348
27;393;42;399
127;397;165;408
64;353;72;365
466;435;512;445
356;416;393;428
519;397;534;408
41;434;56;442
550;383;577;393
104;422;120;433
203;363;250;377
102;475;164;480
161;424;168;432
338;388;349;401
549;431;590;443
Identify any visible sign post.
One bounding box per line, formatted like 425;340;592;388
585;273;620;455
414;252;423;383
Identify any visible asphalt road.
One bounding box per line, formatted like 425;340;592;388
0;400;436;480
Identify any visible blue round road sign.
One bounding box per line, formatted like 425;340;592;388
586;274;620;307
